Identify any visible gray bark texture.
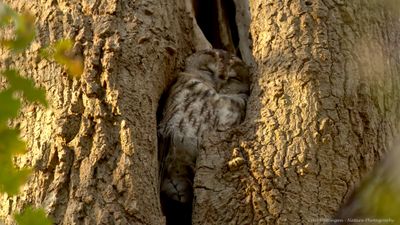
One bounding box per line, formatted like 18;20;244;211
0;0;400;225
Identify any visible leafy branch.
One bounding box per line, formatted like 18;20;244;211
0;3;83;225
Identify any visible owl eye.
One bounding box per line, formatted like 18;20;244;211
228;77;241;82
200;67;213;74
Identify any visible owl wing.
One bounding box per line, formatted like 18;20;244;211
160;134;196;203
158;74;203;202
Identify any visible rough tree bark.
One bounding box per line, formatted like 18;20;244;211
0;1;399;225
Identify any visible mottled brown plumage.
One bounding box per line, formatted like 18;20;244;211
159;49;250;204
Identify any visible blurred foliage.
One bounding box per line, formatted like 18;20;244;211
41;39;84;77
0;127;30;195
0;69;47;194
0;3;82;225
2;70;47;107
14;207;52;225
0;4;35;52
358;175;400;222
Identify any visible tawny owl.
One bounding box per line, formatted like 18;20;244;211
158;49;250;207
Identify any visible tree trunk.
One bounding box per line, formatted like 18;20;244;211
1;1;399;225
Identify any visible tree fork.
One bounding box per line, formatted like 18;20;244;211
0;1;399;225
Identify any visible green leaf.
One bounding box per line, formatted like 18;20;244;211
0;4;53;224
0;7;35;52
40;39;83;77
0;128;26;156
14;207;52;225
0;128;29;195
2;69;48;107
0;4;17;27
0;164;30;195
0;89;21;123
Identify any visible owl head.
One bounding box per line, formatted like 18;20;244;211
184;49;250;95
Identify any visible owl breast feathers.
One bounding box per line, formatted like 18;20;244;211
159;49;250;203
